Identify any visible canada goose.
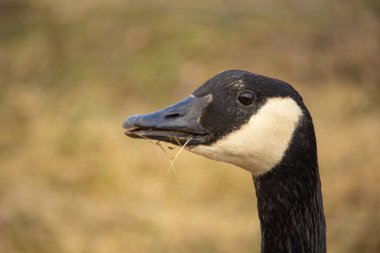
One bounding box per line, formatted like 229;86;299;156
123;70;326;253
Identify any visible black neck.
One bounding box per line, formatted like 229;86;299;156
253;113;326;253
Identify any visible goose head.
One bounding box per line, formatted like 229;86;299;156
124;70;325;253
124;70;309;176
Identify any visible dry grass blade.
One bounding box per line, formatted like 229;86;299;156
134;132;193;195
134;132;168;155
168;135;193;173
166;136;193;179
165;135;193;197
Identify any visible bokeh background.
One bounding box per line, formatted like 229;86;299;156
1;0;380;252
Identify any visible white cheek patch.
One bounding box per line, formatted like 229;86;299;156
190;97;303;176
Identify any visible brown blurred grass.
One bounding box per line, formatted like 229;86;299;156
0;0;380;252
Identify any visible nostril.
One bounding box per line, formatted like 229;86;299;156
164;113;181;119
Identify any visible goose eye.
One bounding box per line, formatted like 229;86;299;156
238;90;255;105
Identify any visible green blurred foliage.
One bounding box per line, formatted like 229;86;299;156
0;0;379;253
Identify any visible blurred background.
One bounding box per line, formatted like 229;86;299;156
0;0;379;252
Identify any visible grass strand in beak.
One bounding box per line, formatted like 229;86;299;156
133;132;193;196
165;135;193;197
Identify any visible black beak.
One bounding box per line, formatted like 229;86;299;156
123;95;211;146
